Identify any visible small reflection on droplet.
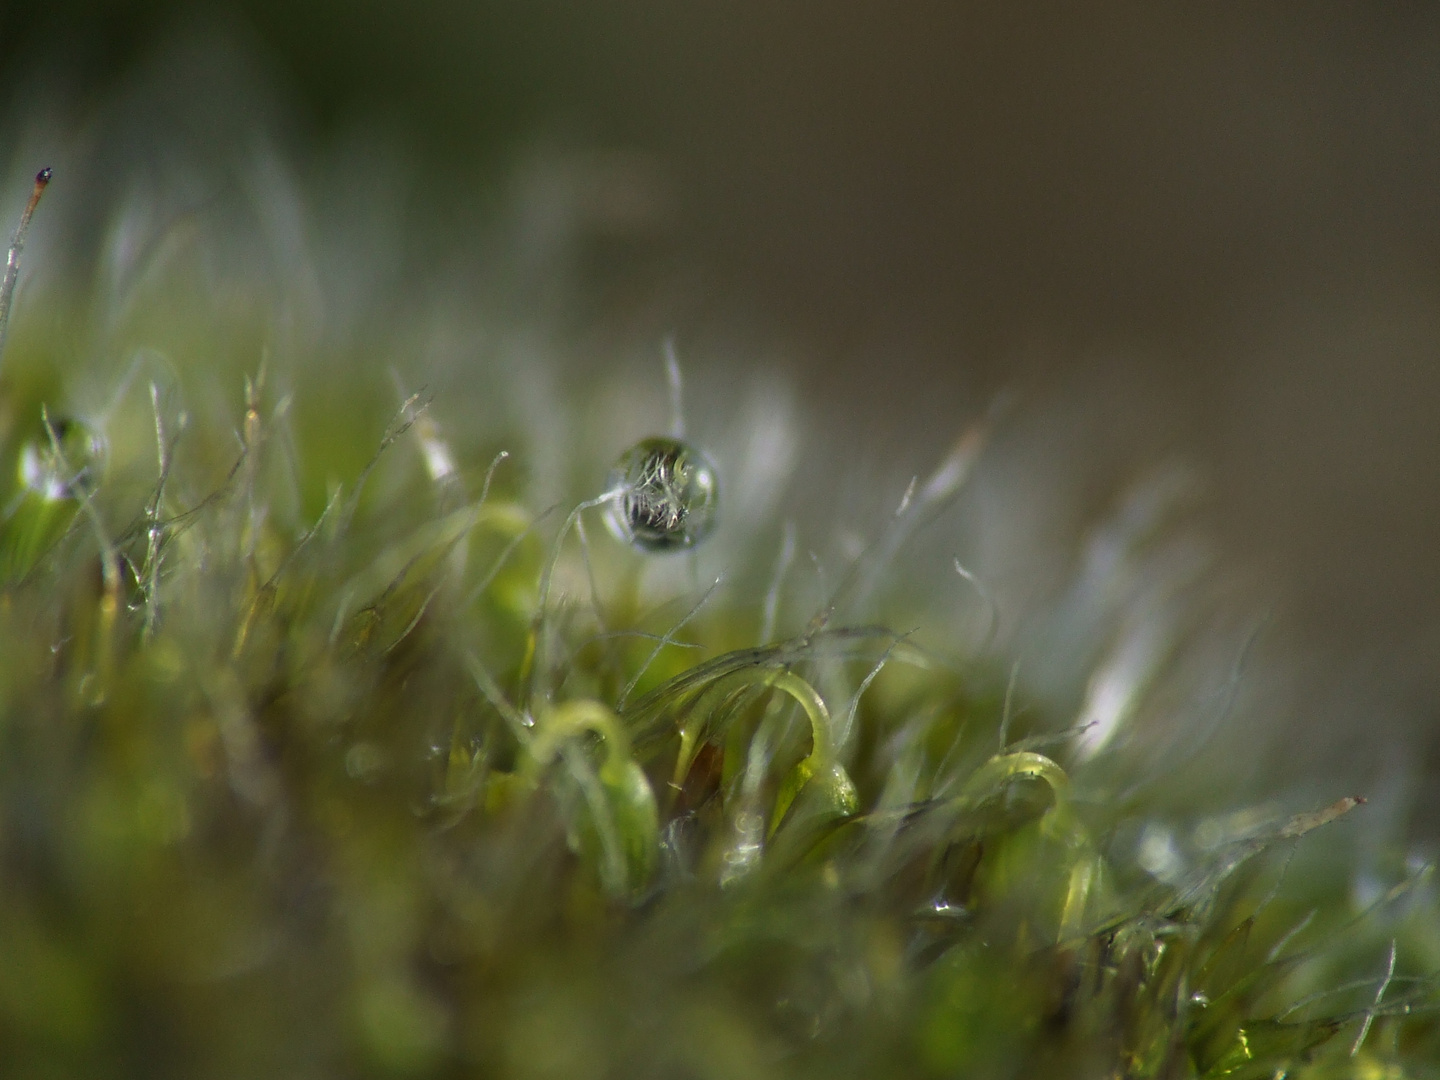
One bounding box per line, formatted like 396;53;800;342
604;436;718;552
18;417;105;502
916;888;972;923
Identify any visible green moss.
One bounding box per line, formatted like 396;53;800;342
0;203;1436;1080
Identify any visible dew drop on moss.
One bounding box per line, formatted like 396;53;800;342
18;417;105;501
604;436;718;552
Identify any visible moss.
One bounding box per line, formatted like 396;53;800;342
0;178;1436;1080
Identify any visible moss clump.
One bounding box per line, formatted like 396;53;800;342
0;183;1436;1080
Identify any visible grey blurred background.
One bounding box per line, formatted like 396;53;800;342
3;3;1438;821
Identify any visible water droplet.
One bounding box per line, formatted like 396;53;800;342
18;417;105;501
604;436;718;552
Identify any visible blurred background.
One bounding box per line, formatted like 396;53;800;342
2;2;1438;824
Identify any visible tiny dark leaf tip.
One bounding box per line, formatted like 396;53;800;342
35;167;52;185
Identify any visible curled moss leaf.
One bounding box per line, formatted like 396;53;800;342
528;699;660;897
